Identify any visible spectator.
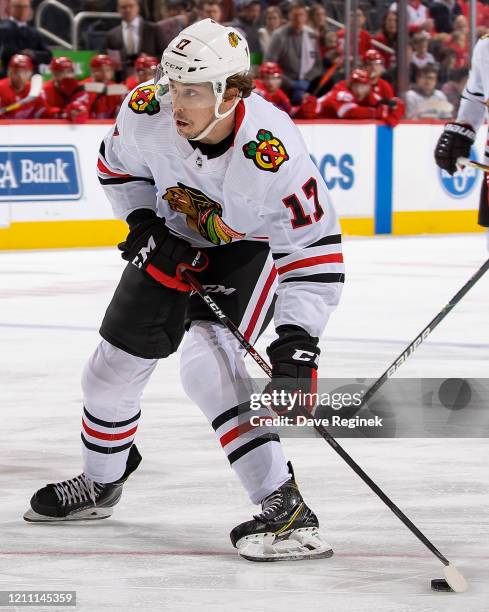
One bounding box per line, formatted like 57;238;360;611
254;61;292;114
157;0;190;48
0;54;54;118
297;68;404;126
0;0;52;77
194;0;222;23
429;0;461;34
125;53;158;89
374;11;397;69
82;54;125;119
107;0;165;79
308;3;328;61
405;64;453;118
265;1;323;104
363;49;395;98
411;31;436;69
389;0;434;34
458;0;489;35
338;8;372;58
446;29;469;67
441;65;468;115
258;6;283;56
229;0;262;58
436;46;457;84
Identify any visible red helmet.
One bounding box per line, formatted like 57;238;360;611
50;56;74;73
350;68;370;85
90;54;115;68
259;62;282;78
364;49;383;64
135;54;158;71
8;54;33;71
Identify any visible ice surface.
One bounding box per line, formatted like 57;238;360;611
1;234;488;611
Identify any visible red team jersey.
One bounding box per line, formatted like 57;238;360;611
81;78;123;119
254;80;292;115
0;77;53;119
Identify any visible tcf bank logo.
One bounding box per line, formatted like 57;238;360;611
438;146;479;199
310;153;354;190
0;146;82;201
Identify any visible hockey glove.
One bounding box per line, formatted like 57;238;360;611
265;325;320;417
118;209;208;292
434;122;475;175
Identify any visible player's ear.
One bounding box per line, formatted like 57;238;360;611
223;87;239;103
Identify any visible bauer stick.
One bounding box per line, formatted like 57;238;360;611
0;74;43;116
180;268;470;592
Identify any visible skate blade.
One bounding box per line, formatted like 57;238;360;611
23;506;113;523
236;527;334;562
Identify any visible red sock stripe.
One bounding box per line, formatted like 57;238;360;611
276;253;343;275
82;419;138;441
219;419;256;448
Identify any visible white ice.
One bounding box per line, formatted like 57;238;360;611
1;233;488;612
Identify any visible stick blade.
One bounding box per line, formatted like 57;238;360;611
443;564;468;593
28;74;43;98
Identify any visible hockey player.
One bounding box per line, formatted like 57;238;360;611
82;55;125;119
43;56;93;122
0;54;53;119
298;68;404;126
125;54;159;91
363;49;395;99
434;34;489;247
254;62;292;115
24;20;344;562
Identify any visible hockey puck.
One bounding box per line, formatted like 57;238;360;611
431;578;454;592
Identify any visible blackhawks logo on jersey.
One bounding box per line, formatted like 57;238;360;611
243;129;289;172
163;183;245;246
128;84;160;115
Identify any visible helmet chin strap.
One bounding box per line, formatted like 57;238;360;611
188;93;241;142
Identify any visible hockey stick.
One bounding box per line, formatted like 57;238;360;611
181;269;469;592
0;74;43;116
456;156;489;173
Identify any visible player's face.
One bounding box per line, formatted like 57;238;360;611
351;82;370;100
262;75;282;93
91;65;114;83
169;80;217;139
366;61;383;79
8;68;31;91
137;67;155;83
53;68;74;85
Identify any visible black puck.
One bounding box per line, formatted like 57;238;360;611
431;578;453;592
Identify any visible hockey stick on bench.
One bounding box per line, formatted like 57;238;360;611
180;268;470;592
0;74;43;116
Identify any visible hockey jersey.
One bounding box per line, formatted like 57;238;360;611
97;83;344;337
0;78;53;119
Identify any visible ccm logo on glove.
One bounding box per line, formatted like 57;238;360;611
292;349;319;365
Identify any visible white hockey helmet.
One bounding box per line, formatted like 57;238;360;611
155;18;250;140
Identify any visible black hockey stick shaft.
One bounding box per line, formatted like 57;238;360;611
360;256;489;407
183;270;451;566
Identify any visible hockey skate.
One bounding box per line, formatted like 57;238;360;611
230;463;333;562
23;444;142;522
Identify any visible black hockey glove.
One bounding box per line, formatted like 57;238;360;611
434;122;475;176
118;209;208;292
378;98;397;109
264;325;320;417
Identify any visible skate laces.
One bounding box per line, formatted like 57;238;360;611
52;474;103;507
255;490;284;521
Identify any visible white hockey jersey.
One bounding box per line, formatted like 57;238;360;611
97;84;344;337
458;35;489;159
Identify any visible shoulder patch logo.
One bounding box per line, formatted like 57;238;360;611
243;129;289;172
163;182;246;245
128;84;160;115
228;31;240;47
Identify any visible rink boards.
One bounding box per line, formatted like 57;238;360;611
0;119;485;249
